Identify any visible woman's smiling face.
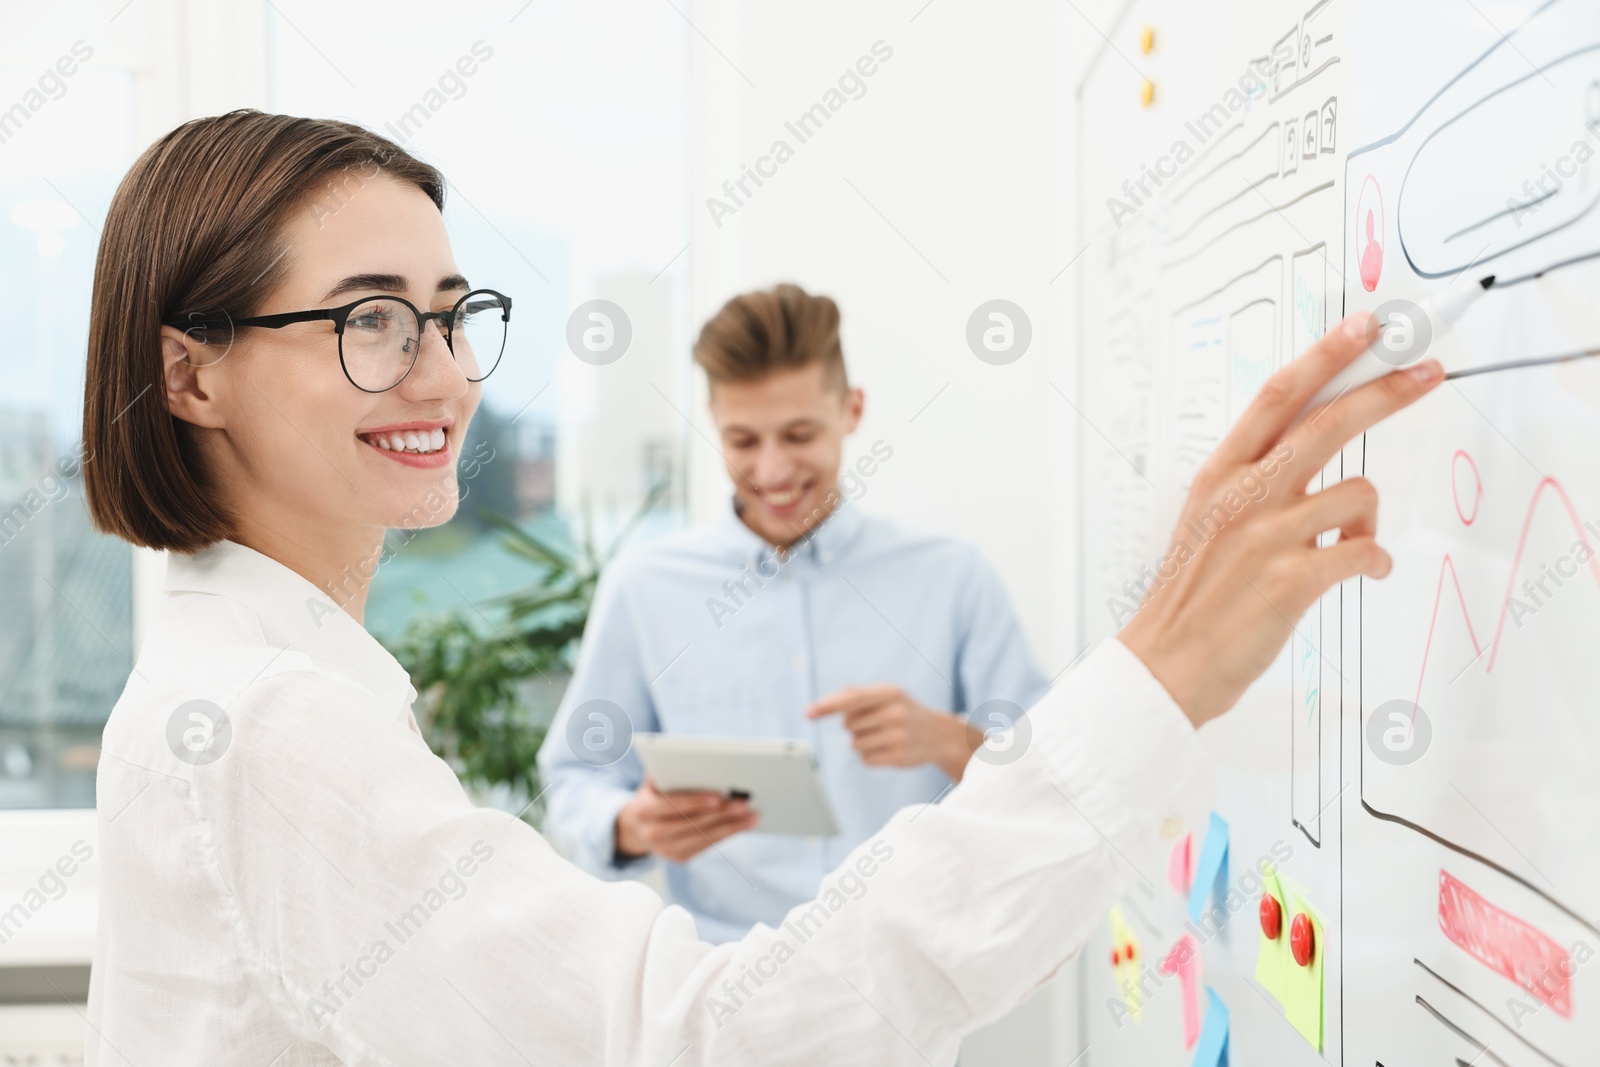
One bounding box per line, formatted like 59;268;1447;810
163;173;481;544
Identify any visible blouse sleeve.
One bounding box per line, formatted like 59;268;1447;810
194;637;1209;1066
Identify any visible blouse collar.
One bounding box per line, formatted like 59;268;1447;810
163;539;417;718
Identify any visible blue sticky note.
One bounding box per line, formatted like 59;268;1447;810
1191;986;1229;1067
1186;812;1229;922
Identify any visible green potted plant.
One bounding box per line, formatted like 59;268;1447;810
384;480;669;823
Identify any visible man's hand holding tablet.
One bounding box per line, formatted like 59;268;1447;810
615;777;759;863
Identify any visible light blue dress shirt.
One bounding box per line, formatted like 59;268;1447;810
537;498;1049;943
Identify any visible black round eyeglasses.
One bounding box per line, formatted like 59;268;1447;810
163;288;512;393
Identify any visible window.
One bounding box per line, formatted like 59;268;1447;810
266;1;694;758
0;1;695;811
0;7;135;811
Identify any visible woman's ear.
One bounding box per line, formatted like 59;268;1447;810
160;325;227;429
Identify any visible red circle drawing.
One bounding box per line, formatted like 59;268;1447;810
1452;449;1482;525
1357;174;1384;293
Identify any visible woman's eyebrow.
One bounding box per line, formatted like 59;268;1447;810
322;272;405;301
322;273;472;301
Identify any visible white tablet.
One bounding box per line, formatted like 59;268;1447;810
632;734;840;837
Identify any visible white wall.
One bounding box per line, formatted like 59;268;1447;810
682;2;1111;1060
684;0;1082;667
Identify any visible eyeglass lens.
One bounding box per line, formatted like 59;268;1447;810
340;292;508;391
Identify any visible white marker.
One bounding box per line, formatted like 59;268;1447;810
1300;276;1494;420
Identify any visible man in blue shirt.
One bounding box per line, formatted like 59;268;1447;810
538;282;1048;943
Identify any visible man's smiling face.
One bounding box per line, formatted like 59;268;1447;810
709;361;863;549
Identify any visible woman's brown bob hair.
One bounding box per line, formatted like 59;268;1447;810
82;109;445;554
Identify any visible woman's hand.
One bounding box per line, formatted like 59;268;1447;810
1118;311;1444;728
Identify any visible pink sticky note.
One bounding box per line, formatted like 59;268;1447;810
1160;934;1203;1049
1168;832;1194;894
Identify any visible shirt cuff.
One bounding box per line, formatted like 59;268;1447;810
1024;636;1212;867
583;786;656;880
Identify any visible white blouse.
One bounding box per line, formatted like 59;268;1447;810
85;538;1209;1066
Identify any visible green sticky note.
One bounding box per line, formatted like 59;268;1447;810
1282;888;1324;1051
1108;905;1144;1022
1254;867;1290;1003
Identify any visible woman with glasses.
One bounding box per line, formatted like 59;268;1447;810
81;110;1439;1064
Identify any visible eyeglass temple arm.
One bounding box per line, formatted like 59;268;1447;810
162;308;341;332
225;308;343;330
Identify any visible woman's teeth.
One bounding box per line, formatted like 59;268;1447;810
363;428;447;454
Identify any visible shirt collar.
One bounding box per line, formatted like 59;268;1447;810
714;493;868;568
163;539;417;715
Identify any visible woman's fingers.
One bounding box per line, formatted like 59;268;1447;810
1305;535;1393;587
1279;356;1444;488
1285;476;1380;545
1211;312;1379;468
1116;317;1438;728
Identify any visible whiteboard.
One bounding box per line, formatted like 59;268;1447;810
1073;1;1600;1064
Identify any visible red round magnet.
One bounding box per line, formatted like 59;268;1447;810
1125;942;1136;961
1260;893;1282;940
1111;948;1120;965
1290;912;1315;966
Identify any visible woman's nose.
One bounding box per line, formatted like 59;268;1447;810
400;320;469;399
